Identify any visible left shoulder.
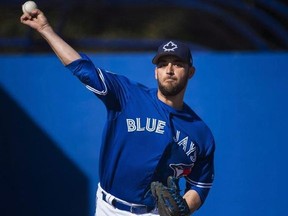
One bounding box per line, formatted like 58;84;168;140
183;104;215;153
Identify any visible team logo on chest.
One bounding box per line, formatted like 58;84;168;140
169;163;194;178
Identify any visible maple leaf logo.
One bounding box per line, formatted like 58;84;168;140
163;41;178;52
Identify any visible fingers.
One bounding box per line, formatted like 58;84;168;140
20;8;41;22
29;9;41;18
20;8;49;32
20;12;31;22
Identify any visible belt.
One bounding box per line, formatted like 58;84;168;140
101;191;153;214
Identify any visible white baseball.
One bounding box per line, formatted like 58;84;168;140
22;1;38;14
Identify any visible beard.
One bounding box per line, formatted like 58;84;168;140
157;77;188;97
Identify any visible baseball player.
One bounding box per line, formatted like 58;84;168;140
21;8;215;216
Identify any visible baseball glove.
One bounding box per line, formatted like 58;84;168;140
151;176;190;216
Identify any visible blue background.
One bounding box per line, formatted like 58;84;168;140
1;52;288;215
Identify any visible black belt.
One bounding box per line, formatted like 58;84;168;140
101;192;153;214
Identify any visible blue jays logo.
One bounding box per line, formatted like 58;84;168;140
169;163;194;178
163;41;178;52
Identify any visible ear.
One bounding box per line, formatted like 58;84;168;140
188;66;195;79
154;67;158;80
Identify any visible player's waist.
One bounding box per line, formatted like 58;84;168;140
97;183;156;214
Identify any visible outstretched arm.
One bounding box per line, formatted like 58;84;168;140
20;9;81;65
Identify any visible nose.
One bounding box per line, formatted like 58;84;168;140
166;63;174;75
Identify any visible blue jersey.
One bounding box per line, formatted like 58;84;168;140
66;54;215;208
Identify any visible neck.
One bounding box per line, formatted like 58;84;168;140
157;90;185;110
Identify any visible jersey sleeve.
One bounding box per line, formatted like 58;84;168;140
66;53;131;111
185;131;215;205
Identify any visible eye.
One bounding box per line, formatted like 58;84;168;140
157;62;168;68
173;62;185;68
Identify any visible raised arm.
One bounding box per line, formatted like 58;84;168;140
20;9;81;65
